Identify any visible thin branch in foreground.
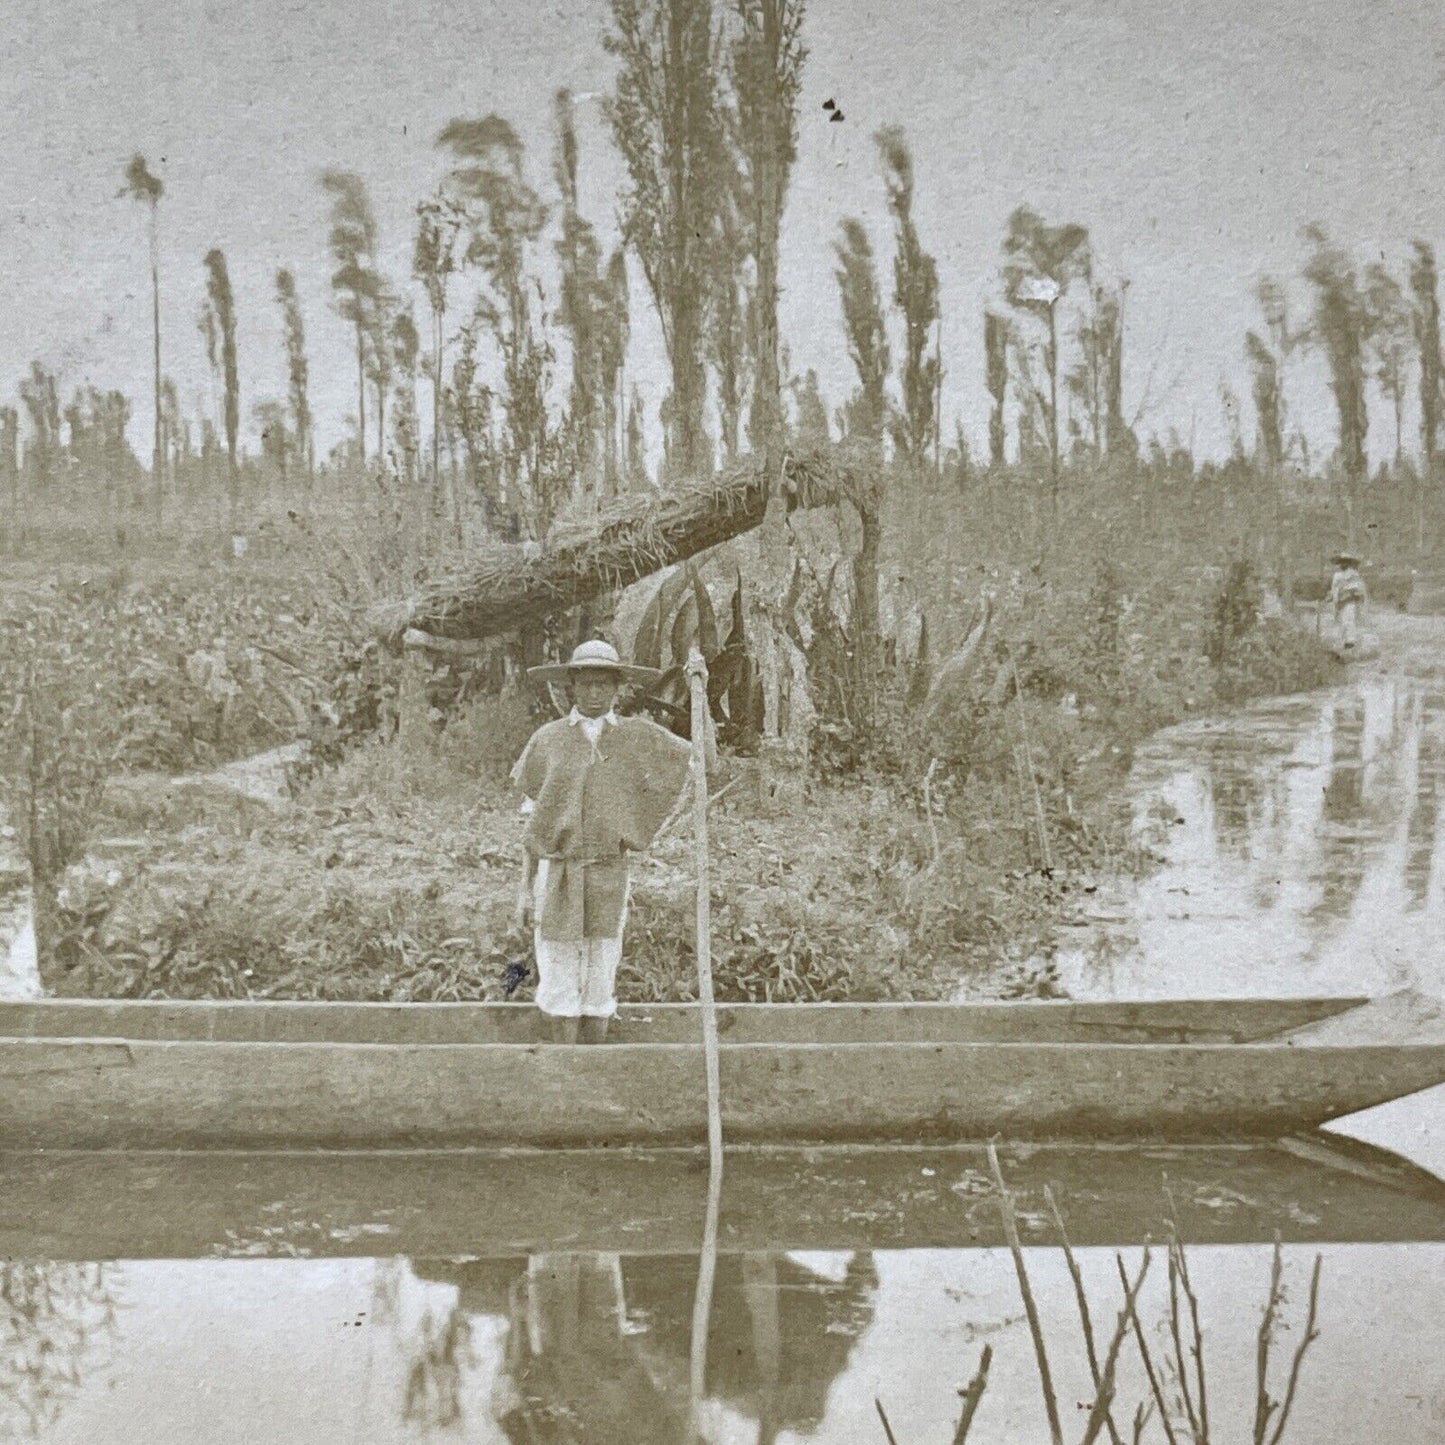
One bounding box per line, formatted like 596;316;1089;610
1047;1186;1124;1445
1131;1401;1155;1445
953;1343;993;1445
1166;1236;1203;1442
1253;1234;1286;1445
988;1140;1065;1445
1117;1250;1180;1445
1166;1186;1210;1443
1266;1253;1323;1445
875;1396;901;1444
1179;1253;1211;1441
1080;1248;1152;1445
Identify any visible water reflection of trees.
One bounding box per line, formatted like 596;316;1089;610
1405;692;1444;910
1167;682;1445;942
401;1304;475;1431
363;1256;479;1436
1203;756;1269;862
409;1249;878;1443
0;1261;119;1439
1310;694;1370;928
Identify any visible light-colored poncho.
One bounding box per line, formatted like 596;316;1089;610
511;711;691;942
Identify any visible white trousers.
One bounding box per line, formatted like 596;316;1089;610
1336;599;1359;647
532;859;629;1019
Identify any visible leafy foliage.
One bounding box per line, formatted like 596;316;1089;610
627;563;765;750
875;125;939;465
1206;557;1263;667
1302;224;1371;489
605;0;728;477
0;571;330;835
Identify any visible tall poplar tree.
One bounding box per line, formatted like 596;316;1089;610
606;0;728;479
320;169;384;464
120;155;164;504
275;268;313;479
875;126;939;469
730;0;806;471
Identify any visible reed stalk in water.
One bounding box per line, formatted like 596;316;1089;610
873;1159;1328;1445
988;1139;1065;1445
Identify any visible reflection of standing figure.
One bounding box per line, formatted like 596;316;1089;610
401;1304;474;1430
412;1249;879;1443
622;1251;880;1440
1330;551;1367;653
487;1251;690;1443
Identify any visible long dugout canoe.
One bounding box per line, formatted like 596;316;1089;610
0;995;1366;1045
4;1137;1444;1260
3;996;1443;1149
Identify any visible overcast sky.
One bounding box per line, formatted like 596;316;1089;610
5;0;1445;467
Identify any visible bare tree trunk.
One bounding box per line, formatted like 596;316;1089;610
356;323;367;465
1047;299;1060;498
371;451;845;643
933;319;943;474
664;0;708;481
602;371;620;499
150;220;162;523
852;498;883;734
752;0;783;483
433;308;443;518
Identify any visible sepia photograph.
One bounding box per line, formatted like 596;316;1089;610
2;0;1444;1438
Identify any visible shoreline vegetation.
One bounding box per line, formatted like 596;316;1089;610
3;0;1444;1003
0;460;1370;1006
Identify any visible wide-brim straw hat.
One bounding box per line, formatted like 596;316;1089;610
1332;550;1362;566
526;638;662;687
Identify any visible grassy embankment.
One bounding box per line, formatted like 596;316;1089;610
0;462;1368;1003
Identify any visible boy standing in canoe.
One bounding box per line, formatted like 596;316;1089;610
511;640;692;1044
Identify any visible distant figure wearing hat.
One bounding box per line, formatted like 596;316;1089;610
1330;551;1367;652
511;640;692;1043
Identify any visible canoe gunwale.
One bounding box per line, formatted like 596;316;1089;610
0;994;1373;1047
3;1033;1426;1057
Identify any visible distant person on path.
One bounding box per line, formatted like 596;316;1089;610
1330;551;1367;652
512;640;691;1044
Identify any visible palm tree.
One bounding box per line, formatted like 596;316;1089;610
119;155;164;510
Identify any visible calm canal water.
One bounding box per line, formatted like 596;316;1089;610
5;657;1444;1441
6;1246;1443;1442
